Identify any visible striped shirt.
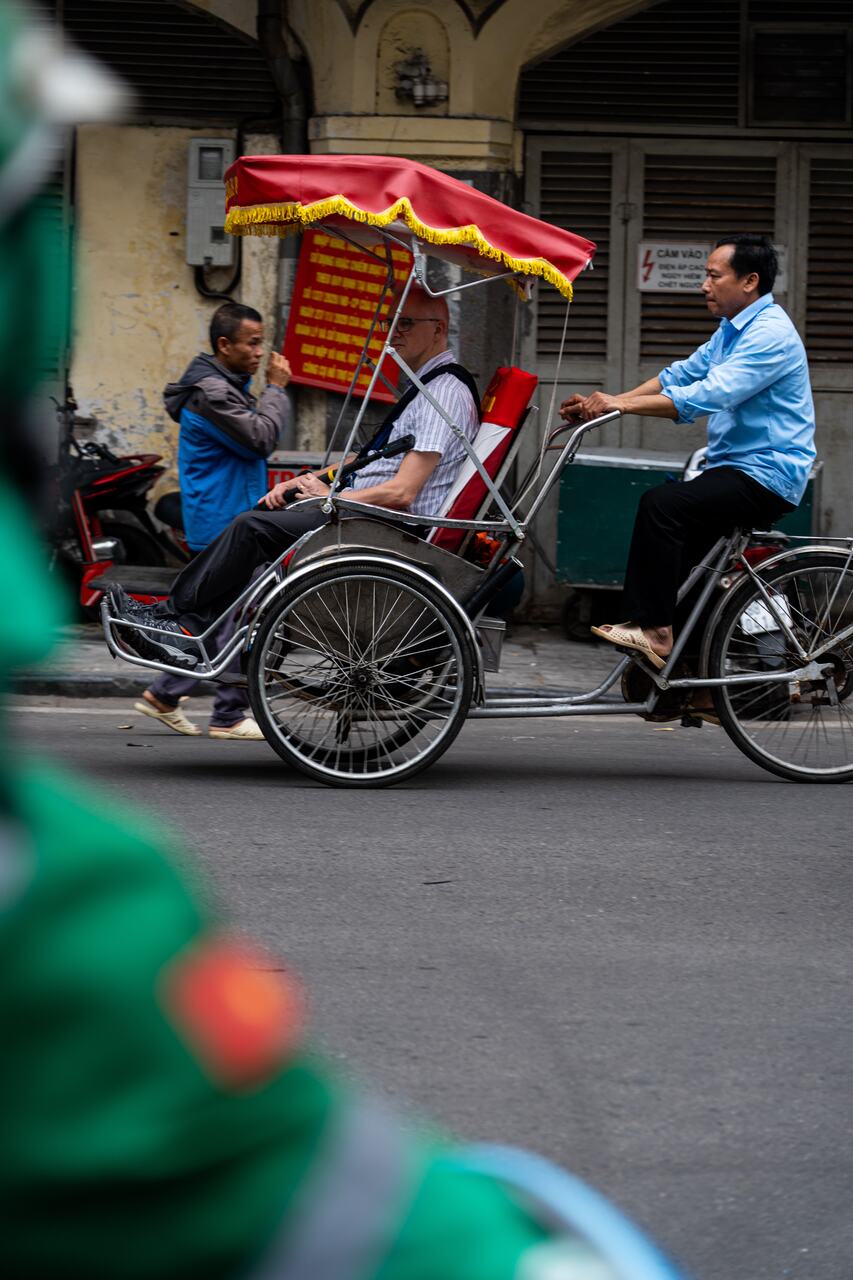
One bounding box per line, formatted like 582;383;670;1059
350;350;480;517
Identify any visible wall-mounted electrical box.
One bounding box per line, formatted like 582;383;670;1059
185;137;235;267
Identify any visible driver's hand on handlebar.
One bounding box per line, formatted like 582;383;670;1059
558;394;585;421
559;391;625;423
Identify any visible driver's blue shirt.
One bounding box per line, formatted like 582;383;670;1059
659;293;815;505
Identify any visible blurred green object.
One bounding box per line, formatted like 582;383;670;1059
0;761;554;1280
0;4;69;411
0;10;681;1279
0;9;549;1279
0;1;69;666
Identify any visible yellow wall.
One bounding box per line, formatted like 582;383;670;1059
71;125;279;474
288;0;654;167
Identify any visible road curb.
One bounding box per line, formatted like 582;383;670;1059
11;673;219;698
10;628;606;700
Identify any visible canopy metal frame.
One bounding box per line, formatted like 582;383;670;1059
316;231;536;539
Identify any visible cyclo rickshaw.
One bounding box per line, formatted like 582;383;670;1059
102;155;853;788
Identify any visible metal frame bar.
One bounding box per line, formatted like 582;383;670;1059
471;527;844;719
653;535;738;681
520;411;622;525
102;499;841;724
323;265;419;502
320;227;399;467
414;268;528;298
327;496;513;534
315;226;529;478
318;257;532;538
101;605;253;681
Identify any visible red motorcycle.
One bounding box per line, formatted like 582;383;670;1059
47;396;189;611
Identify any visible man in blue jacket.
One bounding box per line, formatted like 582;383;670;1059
134;302;293;739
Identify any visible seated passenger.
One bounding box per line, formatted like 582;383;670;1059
111;287;480;669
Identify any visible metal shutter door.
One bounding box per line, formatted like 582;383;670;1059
536;150;612;365
638;152;778;363
56;0;278;122
806;155;853;363
518;0;740;130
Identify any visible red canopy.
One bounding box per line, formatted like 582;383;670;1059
224;154;595;299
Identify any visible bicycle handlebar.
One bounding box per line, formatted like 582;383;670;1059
546;409;622;454
521;411;622;528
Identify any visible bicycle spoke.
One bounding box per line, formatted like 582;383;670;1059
715;557;853;778
253;567;471;782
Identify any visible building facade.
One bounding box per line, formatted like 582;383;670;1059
53;0;853;605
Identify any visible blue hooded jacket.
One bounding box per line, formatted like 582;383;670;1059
164;353;293;550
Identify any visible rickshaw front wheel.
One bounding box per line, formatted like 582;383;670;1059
247;562;475;787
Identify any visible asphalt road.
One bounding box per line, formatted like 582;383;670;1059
12;697;853;1280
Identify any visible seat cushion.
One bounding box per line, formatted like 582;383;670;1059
431;366;538;553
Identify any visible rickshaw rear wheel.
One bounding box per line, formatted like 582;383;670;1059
247;562;475;787
707;552;853;782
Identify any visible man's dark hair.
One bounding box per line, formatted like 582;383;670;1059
209;302;262;352
714;234;777;295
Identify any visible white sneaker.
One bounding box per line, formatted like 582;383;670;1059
208;717;265;741
134;699;202;736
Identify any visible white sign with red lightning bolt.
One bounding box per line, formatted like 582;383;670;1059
637;242;710;292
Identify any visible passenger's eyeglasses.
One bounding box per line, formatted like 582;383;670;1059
379;316;442;333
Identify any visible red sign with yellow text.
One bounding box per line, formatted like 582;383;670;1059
283;229;413;403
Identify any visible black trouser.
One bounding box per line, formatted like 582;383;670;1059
622;466;795;628
160;506;328;632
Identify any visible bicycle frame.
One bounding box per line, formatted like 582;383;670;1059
100;457;837;723
471;528;847;720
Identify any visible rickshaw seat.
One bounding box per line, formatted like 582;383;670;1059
285;514;483;603
429;365;538;554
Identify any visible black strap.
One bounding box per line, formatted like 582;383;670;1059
357;363;480;459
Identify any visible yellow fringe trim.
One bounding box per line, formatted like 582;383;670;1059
225;194;576;299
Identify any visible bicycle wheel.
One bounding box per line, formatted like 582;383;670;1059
247;562;474;787
707;552;853;782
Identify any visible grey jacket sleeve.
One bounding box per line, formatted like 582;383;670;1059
194;376;293;458
259;385;294;449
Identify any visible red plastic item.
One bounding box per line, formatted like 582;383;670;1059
430;365;538;553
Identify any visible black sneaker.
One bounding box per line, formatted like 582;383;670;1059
119;616;200;670
107;584;161;623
